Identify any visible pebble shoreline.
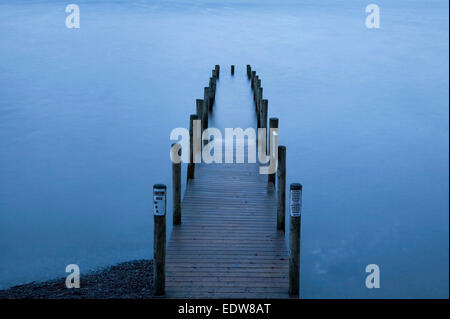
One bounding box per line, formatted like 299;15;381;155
0;260;154;299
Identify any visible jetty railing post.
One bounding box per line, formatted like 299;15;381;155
153;184;166;296
251;71;256;89
209;77;215;107
204;86;211;112
277;145;286;231
263;99;268;128
268;117;278;154
171;144;181;225
256;79;261;115
253;76;258;113
197;99;206;133
247;65;251;79
258;87;264;127
261;99;268;152
211;71;217;104
196;99;203;141
289;183;302;298
215;65;220;78
203;86;210;122
268;117;278;185
187;114;198;181
202;99;208;146
231;65;235;75
212;75;216;102
254;76;259;105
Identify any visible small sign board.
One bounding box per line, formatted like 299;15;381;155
153;185;166;216
290;187;302;217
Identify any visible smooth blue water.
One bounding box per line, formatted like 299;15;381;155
0;0;448;298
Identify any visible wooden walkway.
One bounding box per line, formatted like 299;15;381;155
165;163;289;298
154;65;301;299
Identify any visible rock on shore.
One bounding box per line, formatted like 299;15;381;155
0;260;154;299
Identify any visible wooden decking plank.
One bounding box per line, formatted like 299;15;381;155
165;160;289;299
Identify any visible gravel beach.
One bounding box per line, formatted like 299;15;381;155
0;260;154;299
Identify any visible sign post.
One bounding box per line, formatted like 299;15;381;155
153;184;166;296
289;183;302;297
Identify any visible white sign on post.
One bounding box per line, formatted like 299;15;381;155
290;187;302;217
153;185;166;216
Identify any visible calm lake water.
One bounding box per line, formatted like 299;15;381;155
0;0;448;298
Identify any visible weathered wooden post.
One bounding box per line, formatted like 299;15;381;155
262;99;268;128
204;87;211;112
277;145;286;231
247;65;251;79
197;98;207;134
261;99;268;153
211;71;217;103
202;100;209;146
231;65;235;75
254;76;259;103
258;87;263;123
171;144;181;225
215;65;220;78
209;77;215;106
268;117;278;152
268;117;278;185
289;183;302;298
256;97;267;136
196;99;204;154
153;184;166;296
196;99;205;131
187;114;198;181
256;80;262;100
196;99;203;127
251;71;256;89
253;76;258;114
203;87;210;110
255;79;261;114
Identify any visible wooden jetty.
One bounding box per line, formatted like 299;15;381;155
153;65;302;299
166;163;288;298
